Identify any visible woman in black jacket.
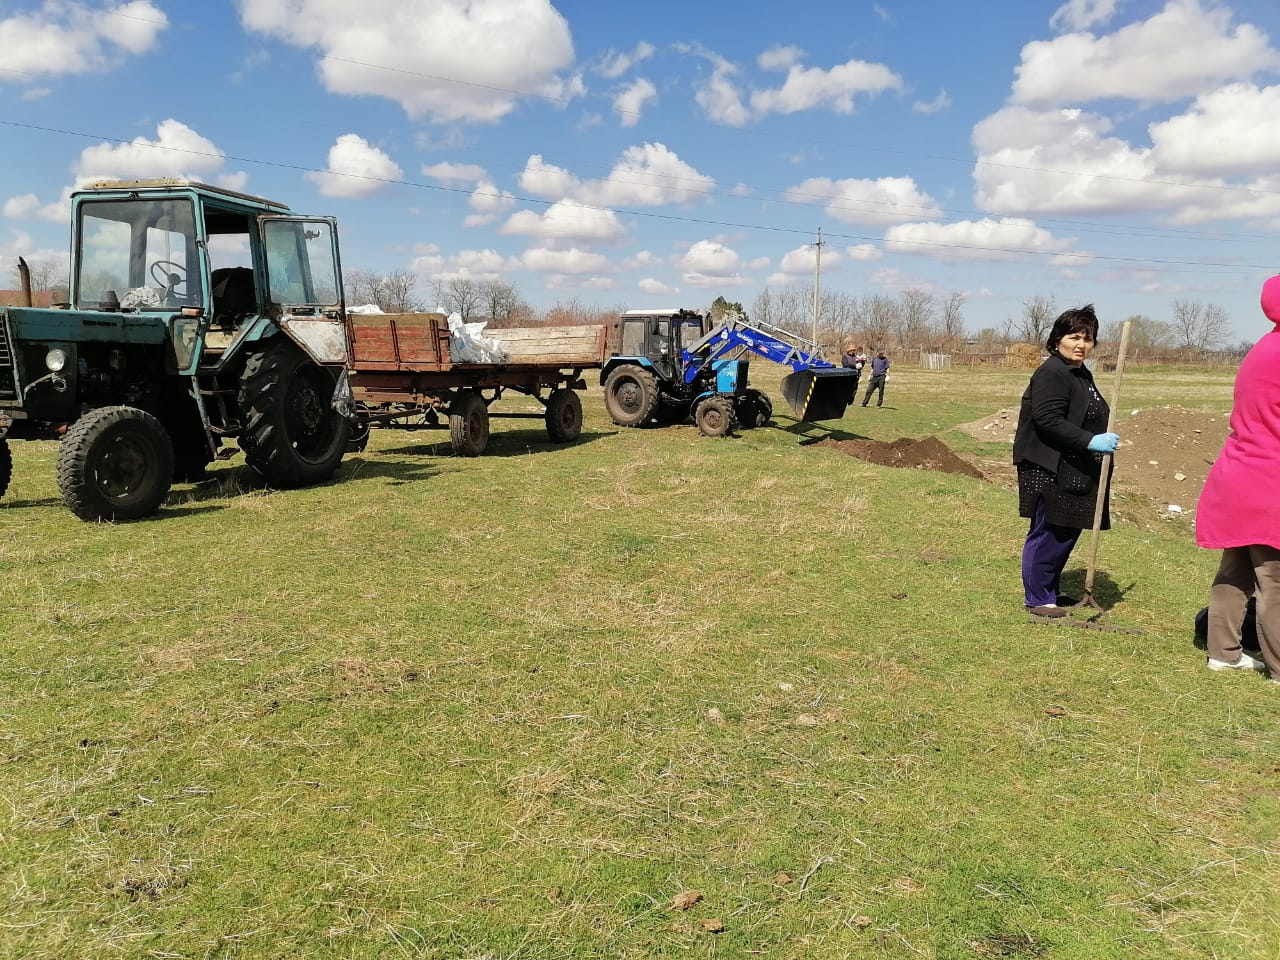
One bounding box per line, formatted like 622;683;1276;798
1012;306;1119;618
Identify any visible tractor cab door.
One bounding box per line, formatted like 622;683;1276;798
260;216;348;364
619;314;679;380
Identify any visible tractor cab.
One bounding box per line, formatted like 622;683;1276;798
613;308;707;383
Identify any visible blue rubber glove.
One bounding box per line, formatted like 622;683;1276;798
1087;432;1119;453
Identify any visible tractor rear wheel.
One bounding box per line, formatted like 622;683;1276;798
449;391;490;456
604;366;659;427
544;389;583;442
694;396;736;438
238;338;349;487
0;438;11;500
736;389;773;428
56;406;174;521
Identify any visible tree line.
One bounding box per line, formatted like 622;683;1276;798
5;260;1252;356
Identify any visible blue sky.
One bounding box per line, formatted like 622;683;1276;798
4;0;1280;342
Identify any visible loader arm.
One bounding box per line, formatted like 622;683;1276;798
680;316;858;421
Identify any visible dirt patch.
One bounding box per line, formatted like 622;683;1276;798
819;435;984;480
952;404;1230;515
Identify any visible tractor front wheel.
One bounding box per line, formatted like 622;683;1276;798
544;389;583;442
56;406;174;521
695;397;736;438
736;389;773;429
604;366;659;427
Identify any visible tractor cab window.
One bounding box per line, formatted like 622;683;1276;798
263;219;340;309
75;197;199;311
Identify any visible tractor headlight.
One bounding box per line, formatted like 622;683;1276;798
45;348;67;372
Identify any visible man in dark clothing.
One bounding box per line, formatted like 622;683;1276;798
861;352;890;407
841;346;866;394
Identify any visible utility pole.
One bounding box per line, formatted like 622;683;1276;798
811;228;823;350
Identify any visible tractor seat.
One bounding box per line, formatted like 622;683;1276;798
210;266;257;332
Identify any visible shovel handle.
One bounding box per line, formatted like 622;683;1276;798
1081;320;1131;600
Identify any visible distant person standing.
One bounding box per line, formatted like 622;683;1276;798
861;351;890;407
1194;275;1280;675
842;345;867;392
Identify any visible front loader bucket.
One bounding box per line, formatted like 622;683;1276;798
780;368;859;421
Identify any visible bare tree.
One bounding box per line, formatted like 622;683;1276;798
1100;314;1172;359
751;287;775;327
895;287;936;349
433;276;482;320
860;293;898;350
1019;295;1056;344
343;269;421;313
11;258;69;302
939;290;966;348
478;279;529;327
1171;298;1231;353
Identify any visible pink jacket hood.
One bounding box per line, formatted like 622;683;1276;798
1260;274;1280;329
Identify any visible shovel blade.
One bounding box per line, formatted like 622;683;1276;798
780;368;859;421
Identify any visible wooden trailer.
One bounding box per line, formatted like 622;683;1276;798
344;312;608;455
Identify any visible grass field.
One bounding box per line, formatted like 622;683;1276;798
3;364;1277;960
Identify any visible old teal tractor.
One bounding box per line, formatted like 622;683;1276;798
0;179;351;521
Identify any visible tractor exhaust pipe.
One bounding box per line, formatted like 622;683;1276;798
18;257;32;307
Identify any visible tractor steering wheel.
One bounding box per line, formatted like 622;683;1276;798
149;259;188;299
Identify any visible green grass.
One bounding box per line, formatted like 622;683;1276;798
2;365;1275;959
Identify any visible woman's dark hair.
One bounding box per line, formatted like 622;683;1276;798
1045;305;1099;354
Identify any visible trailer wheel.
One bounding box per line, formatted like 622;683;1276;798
736;389;773;429
56;406;174;521
695;396;736;438
346;417;370;453
0;438;10;500
449;391;489;456
239;337;349;487
544;389;583;443
604;365;659;427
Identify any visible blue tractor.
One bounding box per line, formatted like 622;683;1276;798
601;309;859;437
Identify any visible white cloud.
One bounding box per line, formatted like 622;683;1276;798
75;119;238;186
883;217;1083;263
1149;83;1280;178
846;244;882;261
778;244;843;274
0;1;167;84
680;239;751;288
973;106;1166;215
580;276;617;290
464;180;516;226
304;134;402;198
518;144;715;208
614;78;658;127
520;247;612;274
501;200;627;243
421;162;488;185
638;277;676;295
238;0;577;123
750;59;903;116
1013;0;1280;106
679;44;751;126
758;45;804;70
3;194;41;219
623;250;661;269
785;176;941;226
1050;0;1119;32
412;247;508;284
912;88;951;114
598;41;655;78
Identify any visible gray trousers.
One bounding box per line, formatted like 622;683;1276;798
1209;544;1280;671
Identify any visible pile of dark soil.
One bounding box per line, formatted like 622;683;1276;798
818;436;985;480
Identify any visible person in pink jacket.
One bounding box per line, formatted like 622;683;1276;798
1195;275;1280;676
